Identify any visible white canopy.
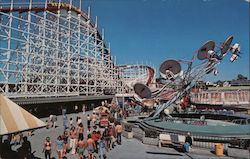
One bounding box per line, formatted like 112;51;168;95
0;95;45;136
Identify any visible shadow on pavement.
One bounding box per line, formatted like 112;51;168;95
0;151;42;159
146;151;183;156
0;139;42;159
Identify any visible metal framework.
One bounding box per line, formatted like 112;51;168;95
0;1;124;98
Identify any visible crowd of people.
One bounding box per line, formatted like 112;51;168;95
0;99;152;159
0;98;198;159
42;102;125;159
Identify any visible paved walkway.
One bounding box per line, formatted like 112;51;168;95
4;111;233;159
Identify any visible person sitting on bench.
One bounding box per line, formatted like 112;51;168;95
183;132;192;153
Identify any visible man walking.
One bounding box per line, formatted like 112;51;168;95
115;122;123;145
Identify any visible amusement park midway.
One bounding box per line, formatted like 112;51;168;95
0;0;250;159
0;110;233;159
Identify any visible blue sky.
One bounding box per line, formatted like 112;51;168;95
0;0;249;82
83;0;249;82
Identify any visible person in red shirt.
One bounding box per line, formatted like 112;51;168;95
91;131;99;153
96;131;101;141
91;131;98;141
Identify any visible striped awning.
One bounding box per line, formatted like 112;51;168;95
0;94;46;136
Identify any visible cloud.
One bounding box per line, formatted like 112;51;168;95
245;0;250;2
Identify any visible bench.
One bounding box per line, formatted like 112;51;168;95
171;134;186;150
158;133;188;150
158;133;172;147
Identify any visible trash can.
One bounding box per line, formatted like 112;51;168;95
215;143;224;156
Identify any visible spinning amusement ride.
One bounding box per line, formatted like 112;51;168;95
132;36;249;139
133;36;241;118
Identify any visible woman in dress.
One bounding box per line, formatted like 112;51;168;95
55;135;64;159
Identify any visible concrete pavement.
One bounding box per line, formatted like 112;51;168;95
4;111;233;159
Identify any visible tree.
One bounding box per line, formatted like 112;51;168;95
237;74;247;80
